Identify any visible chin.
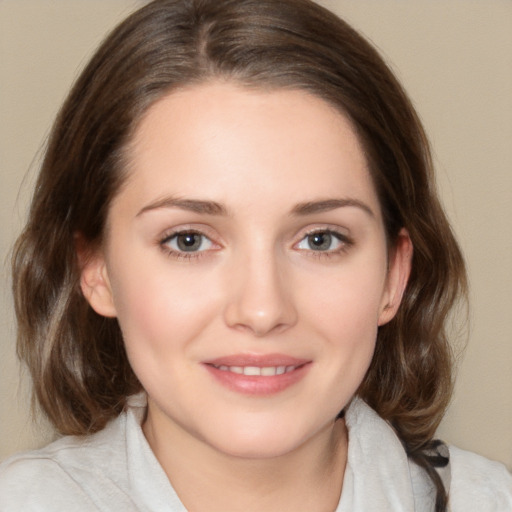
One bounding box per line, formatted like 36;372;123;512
202;415;327;460
214;435;303;460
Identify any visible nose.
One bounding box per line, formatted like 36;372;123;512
223;251;298;337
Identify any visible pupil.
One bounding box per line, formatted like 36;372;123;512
178;233;201;251
309;232;331;250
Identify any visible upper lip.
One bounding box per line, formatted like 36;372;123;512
203;353;310;368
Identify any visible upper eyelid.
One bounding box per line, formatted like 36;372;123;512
158;224;221;243
294;225;351;240
160;228;207;243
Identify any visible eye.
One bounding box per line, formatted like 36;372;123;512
296;230;347;252
163;231;213;253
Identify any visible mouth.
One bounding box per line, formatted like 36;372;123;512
203;354;311;395
209;364;300;376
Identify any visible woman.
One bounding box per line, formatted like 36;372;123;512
1;0;511;510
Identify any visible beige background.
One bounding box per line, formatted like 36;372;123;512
1;1;511;469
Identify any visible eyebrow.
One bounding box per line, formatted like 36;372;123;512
291;198;375;217
136;196;374;218
136;197;228;217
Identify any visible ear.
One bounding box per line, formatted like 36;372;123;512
378;228;413;326
76;235;117;318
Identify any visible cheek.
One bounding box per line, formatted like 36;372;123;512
298;256;386;378
106;254;222;363
315;282;380;368
301;257;387;335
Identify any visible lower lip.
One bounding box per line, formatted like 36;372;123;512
203;363;311;395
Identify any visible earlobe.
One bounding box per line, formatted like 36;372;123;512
378;228;413;326
77;237;117;318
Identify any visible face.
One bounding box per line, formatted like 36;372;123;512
81;82;411;460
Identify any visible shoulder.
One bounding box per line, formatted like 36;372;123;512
345;399;512;511
0;412;134;511
0;449;98;511
448;445;512;511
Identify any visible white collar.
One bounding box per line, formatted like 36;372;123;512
338;397;436;511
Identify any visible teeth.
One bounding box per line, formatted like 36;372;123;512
214;364;297;376
244;366;261;376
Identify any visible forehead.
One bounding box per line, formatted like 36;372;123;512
115;81;380;217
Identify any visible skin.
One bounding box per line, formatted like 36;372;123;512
81;82;412;511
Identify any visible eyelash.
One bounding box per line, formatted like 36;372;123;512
296;228;353;259
159;229;216;261
158;227;353;261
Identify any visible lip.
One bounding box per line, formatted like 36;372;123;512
202;353;312;395
204;353;309;368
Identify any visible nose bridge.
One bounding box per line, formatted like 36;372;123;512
224;240;297;336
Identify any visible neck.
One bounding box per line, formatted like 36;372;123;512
143;410;348;512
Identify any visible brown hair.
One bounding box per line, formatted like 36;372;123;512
12;0;466;509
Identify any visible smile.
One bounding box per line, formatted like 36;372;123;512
203;355;311;395
211;365;299;376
